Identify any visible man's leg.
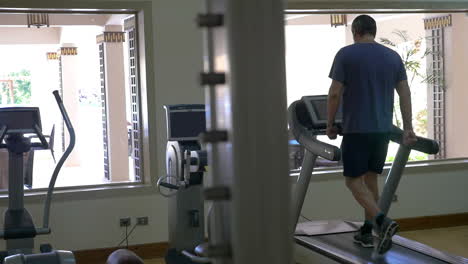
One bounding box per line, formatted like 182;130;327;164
363;171;379;221
345;175;379;248
345;175;380;220
341;134;376;247
362;171;379;239
367;134;398;254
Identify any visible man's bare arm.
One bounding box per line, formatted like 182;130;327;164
327;80;344;128
396;80;417;145
395;80;413;130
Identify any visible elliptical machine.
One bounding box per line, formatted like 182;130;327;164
157;104;209;264
0;91;76;264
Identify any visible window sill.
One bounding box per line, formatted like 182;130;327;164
0;182;157;204
290;158;468;182
1;159;466;202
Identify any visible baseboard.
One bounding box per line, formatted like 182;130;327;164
73;213;468;263
73;242;169;264
396;212;468;231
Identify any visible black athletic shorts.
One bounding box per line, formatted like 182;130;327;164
341;133;390;178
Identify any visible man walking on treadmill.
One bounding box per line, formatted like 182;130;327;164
326;15;417;254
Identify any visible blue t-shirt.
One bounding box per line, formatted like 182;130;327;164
329;43;407;133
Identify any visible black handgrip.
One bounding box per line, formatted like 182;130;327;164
389;126;439;154
52;90;62;104
412;136;440;154
160;182;180;190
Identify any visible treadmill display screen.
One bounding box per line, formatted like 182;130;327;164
168;111;206;140
301;95;342;128
0;107;41;133
310;99;342;122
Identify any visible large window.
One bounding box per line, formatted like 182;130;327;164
286;13;468;171
0;12;144;189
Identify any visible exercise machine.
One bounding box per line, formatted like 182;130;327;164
157;104;209;264
289;95;468;264
0;91;76;264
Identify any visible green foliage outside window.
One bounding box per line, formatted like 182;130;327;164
380;30;438;162
0;69;32;105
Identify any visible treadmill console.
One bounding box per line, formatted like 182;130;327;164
0;107;42;134
164;104;206;141
301;95;342;130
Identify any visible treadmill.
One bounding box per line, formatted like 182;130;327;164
288;95;468;264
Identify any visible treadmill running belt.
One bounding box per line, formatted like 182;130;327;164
296;232;451;264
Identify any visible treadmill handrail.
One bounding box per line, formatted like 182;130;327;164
288;101;341;161
389;126;439;154
297;134;341;161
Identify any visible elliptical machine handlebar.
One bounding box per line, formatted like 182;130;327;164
42;91;76;229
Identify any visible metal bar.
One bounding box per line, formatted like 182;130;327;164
293;150;318;228
8;152;24;210
98;43;110;180
43;91;76;229
0;125;7;143
201;2;227;263
378;146;411;215
441;27;447;159
33;124;49;149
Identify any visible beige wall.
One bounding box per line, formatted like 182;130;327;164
344;14;426;45
0;0;465;253
0;27;60;44
286;14;331;25
299;165;468;221
445;13;468;158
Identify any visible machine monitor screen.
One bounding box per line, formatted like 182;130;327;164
302;95;342;128
165;105;206;141
0;107;41;134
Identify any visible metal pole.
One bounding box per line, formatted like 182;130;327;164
293;150;318;229
201;1;231;264
8;152;24;210
43;91;76;229
378;145;411;215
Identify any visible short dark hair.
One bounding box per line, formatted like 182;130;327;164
351;15;377;36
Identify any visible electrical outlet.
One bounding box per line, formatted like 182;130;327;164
136;216;149;226
120;217;131;227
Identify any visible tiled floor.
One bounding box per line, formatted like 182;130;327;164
144;225;468;263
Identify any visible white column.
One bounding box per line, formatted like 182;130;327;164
60;44;81;166
98;25;129;182
203;1;292;264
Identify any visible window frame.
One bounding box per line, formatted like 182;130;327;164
285;7;468;175
0;3;155;197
